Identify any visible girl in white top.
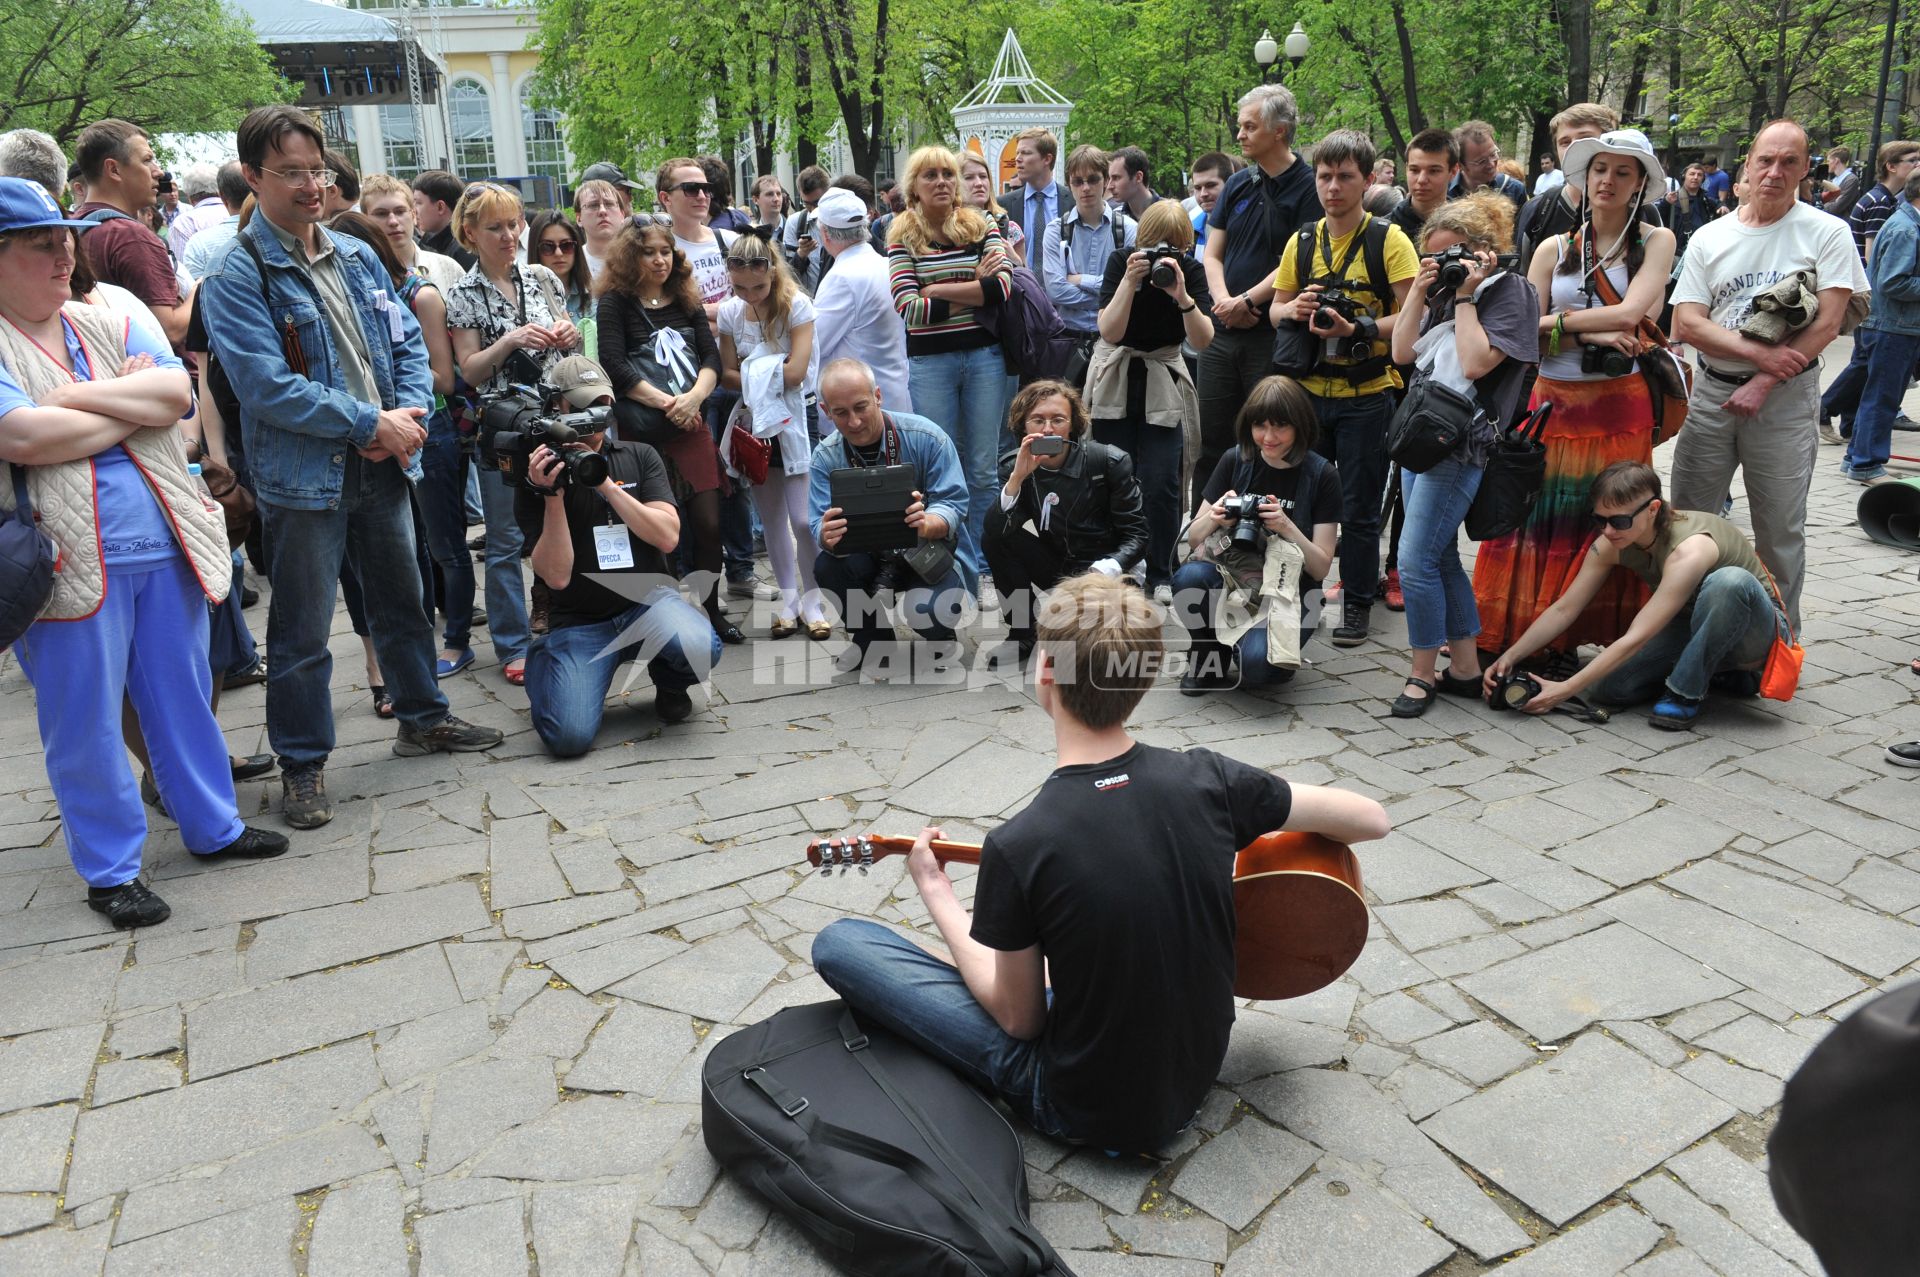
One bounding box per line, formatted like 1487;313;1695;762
716;231;826;639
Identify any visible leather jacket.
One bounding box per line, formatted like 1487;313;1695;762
985;438;1148;570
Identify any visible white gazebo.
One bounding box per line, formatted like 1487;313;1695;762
951;30;1072;188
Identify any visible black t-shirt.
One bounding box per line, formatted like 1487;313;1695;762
515;440;675;628
970;742;1293;1152
1199;450;1343;594
1097;254;1213;349
1207;157;1322;323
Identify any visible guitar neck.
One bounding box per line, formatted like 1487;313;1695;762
806;834;983;870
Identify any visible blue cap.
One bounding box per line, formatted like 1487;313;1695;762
0;177;92;235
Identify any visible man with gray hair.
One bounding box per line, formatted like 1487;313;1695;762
1196;83;1321;509
181;162;251;281
811;187;912;431
168;163;227;259
0;128;67;202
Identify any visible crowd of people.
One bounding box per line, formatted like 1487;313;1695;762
0;83;1908;928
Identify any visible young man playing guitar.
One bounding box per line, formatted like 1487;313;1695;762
811;573;1390;1154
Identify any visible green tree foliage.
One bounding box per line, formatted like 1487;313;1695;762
0;0;287;145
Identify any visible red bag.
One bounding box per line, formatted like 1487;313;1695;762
728;427;771;485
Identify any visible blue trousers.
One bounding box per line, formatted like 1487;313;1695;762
1821;331;1872;431
476;463;530;664
415;413;480;650
16;558;245;887
1312;393;1394;608
812;919;1069;1138
1398;456;1484;650
523;586;723;758
814;551;968;651
1590;567;1781;705
260;456;448;768
1169;559;1304;687
1846;329;1920;472
909;345;1007;576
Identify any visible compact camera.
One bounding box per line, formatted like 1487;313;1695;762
1140;243;1186;291
481;385;613;492
1220;493;1272;548
1580;343;1635;378
1487;669;1542;711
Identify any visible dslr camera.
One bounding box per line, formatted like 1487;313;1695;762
1220;493;1271;548
1310;287;1373;361
1139;242;1186;291
481;384;613;492
1580;343;1635;378
1486;669;1542;711
1428;244;1520;297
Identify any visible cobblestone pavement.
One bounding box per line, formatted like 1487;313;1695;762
2;355;1917;1275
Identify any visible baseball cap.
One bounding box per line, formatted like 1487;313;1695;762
0;177;92;234
815;188;870;230
579;162;643;191
548;355;615;409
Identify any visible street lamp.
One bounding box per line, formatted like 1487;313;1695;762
1254;23;1311;83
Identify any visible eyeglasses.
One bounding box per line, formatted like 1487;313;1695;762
1068;175;1104;187
539;239;578;255
666;182;714;198
1589;495;1655;530
262;167;338;189
1026;416;1072;430
724;256;771;271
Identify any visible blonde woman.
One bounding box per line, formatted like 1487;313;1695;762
887;145;1015;573
716;230;826;638
443;181;580;684
961;151;1025;265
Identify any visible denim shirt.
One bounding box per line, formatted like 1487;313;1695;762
1865;202;1920;337
806;410;980;592
199;217;435;509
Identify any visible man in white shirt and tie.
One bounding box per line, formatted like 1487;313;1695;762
811;188;912;433
1008;129;1064;290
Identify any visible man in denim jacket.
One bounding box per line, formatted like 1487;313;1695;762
201;107;502;830
1842;169;1920;484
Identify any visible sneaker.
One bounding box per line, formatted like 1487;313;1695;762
1382;569;1405;612
224;657;268;687
393;715;505;757
281;766;333;829
87;879;170;928
1151;583;1174;608
655;685;694;723
1886;741;1920;768
1649;695;1703;731
1331;602;1372;648
728;576;776;601
195;825;291;862
979;582;1002;611
1819;418;1844;445
1179;645;1236;695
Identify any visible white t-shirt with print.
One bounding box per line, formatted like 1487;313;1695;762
1671;200;1868;372
716;292;819;400
675;228;735;306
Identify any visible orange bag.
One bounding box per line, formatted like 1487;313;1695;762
1755;563;1802;702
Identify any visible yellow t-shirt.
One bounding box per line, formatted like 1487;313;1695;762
1272;216;1420;398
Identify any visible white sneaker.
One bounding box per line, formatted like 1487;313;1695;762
1818;420;1844;445
979;582;1001;611
1152;584;1174;607
728;577;777;601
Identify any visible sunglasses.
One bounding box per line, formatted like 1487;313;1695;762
538;239;578;255
1590;495;1655;531
725;256;771;271
666;182;714;198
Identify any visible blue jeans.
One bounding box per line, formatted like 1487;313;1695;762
813;919;1069;1139
1169;559;1302;687
1311;393;1395;607
1092;413;1182;588
1590;567;1782;705
1846;329;1920;472
16;559;245;886
476;463;529;664
814;551;968;652
1821;331;1872;431
1398;456;1484;650
909;345;1008;575
260;455;448;768
416;413;479;650
523;586;723;758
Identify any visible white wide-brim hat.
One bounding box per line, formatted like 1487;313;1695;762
1565;129;1666;197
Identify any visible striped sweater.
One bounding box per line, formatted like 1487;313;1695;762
887;228;1014;355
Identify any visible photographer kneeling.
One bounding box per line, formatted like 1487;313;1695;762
984;381;1148;660
1172;376;1341;694
511;357;723;756
1484;461;1785;731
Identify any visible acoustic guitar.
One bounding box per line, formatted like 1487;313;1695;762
804;830;1367;1001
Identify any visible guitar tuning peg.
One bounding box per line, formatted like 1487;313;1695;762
818;838;836;876
857;836;872;874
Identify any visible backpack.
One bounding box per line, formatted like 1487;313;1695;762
703;1001;1073;1277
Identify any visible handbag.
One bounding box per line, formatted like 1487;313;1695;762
614;309;699;446
1465;402;1552;541
1587;253;1692;444
1387;373;1478;473
1754;561;1804;702
197;454;257;544
727;426;771;485
0;463;57;650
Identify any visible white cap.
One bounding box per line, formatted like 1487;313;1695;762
815;188;870;230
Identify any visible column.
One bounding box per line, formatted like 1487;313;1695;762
488;53;525;177
350;105;383;179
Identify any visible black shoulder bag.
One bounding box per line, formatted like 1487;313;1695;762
0;464;57;649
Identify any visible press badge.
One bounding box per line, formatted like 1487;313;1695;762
372;291;405;342
593;525;634;569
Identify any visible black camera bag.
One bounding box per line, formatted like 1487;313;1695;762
1387;374;1480;472
1465;401;1552;541
0;464;56;650
702;1000;1073;1277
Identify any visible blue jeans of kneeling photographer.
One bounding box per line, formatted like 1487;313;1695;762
814;550;970;653
1169;559;1309;688
1588;567;1782;705
524;585;723;758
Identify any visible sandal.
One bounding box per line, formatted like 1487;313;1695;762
503;658;526;686
371;685;395;719
1390;676;1436;719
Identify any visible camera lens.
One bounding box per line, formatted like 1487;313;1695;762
1499;676;1537;709
1150;258;1178;290
571;451;610;488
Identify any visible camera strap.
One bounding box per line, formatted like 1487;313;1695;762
844;414;903;469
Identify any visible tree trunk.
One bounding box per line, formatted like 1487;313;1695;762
1561;0;1593;102
1390;0;1427;132
795;38;817;171
1621;0;1662;117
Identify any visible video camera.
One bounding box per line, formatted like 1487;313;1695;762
480;383;613;492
